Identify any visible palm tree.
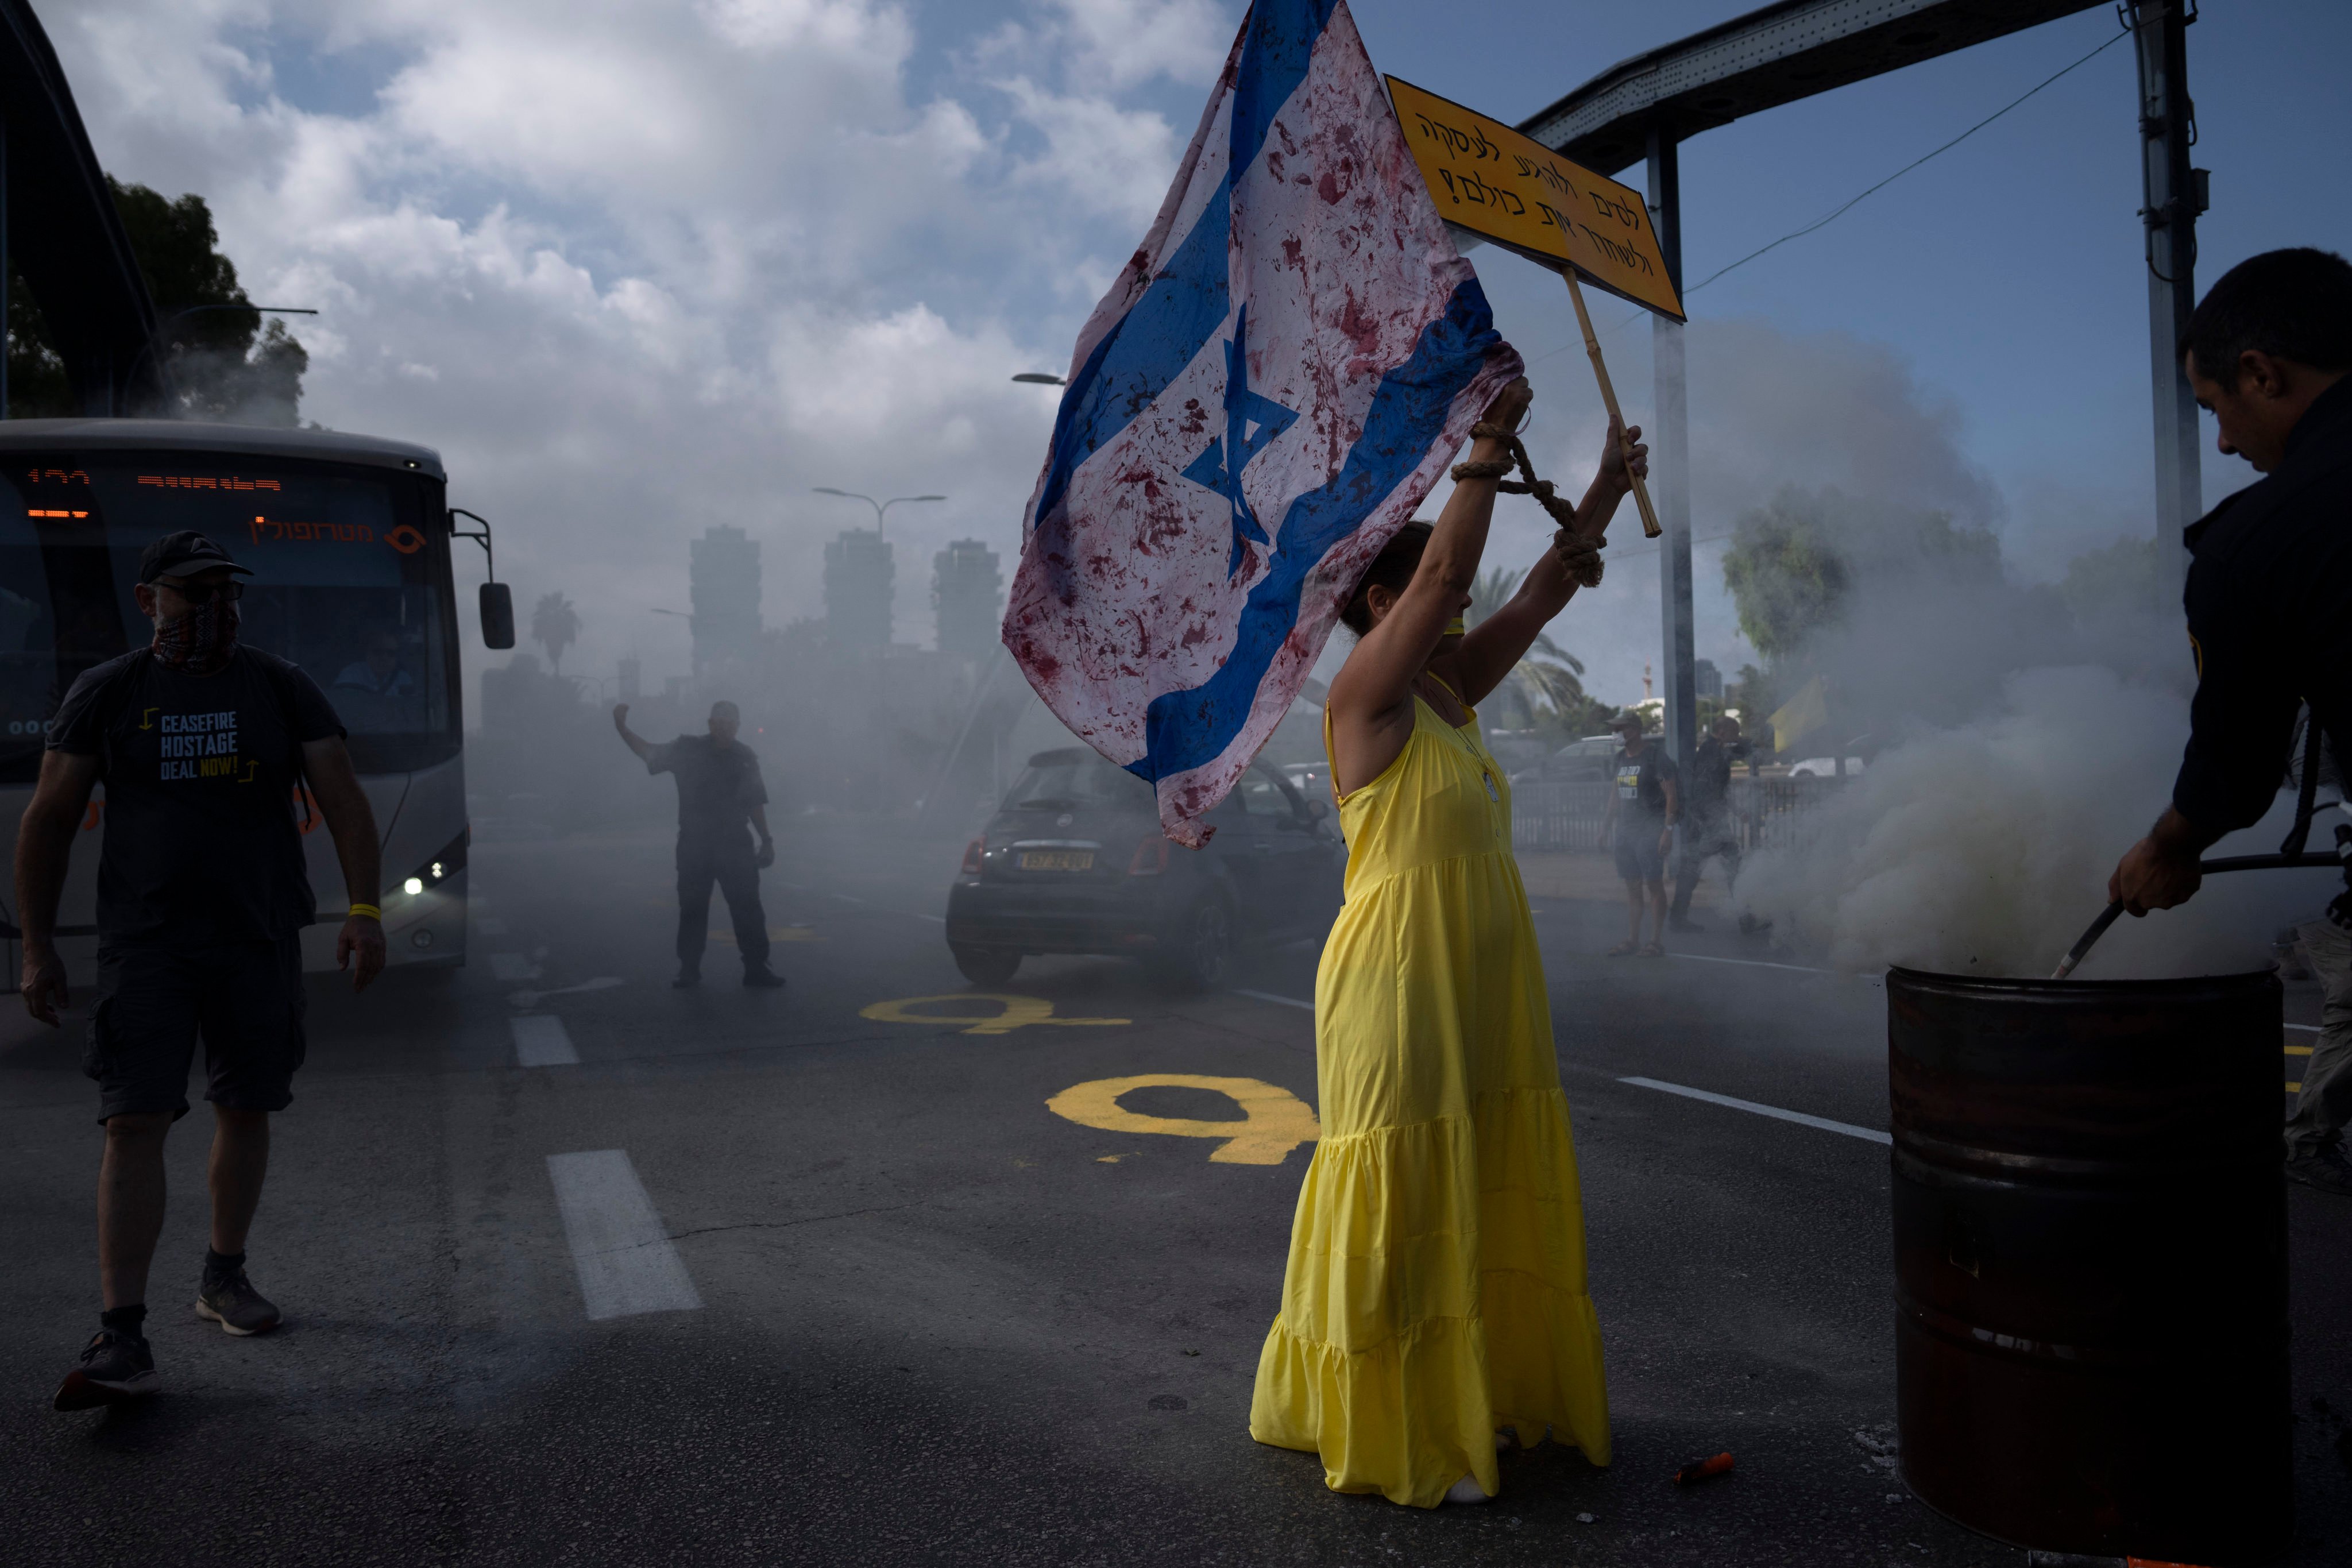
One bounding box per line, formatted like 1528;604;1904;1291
1465;567;1590;723
532;592;581;673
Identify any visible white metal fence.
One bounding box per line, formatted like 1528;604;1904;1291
1510;775;1849;853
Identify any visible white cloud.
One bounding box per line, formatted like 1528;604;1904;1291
42;0;1225;672
998;77;1179;229
1051;0;1232;89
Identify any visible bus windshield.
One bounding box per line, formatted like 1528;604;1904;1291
0;453;457;781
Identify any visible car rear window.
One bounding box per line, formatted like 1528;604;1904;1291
1006;755;1152;810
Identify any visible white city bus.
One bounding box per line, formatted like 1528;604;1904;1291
0;420;509;981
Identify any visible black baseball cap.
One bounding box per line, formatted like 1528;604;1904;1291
138;531;253;584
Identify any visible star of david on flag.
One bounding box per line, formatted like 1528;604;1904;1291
1005;0;1522;847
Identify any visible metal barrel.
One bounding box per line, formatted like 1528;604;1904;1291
1887;967;2291;1564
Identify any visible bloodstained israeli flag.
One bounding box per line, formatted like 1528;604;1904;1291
1005;0;1521;847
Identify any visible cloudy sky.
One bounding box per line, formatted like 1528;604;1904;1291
47;0;2352;708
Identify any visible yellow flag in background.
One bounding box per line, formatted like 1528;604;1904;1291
1768;676;1829;755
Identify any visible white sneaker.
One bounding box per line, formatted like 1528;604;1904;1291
1445;1474;1493;1505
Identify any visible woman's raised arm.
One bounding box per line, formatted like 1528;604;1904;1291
1446;419;1646;706
1326;379;1531;793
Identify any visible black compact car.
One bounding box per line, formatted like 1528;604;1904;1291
945;747;1345;988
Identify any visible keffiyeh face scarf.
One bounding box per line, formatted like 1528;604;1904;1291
151;597;240;675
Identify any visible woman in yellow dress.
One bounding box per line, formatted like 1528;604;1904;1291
1249;377;1644;1508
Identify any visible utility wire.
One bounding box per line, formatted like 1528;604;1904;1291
1525;18;2135;362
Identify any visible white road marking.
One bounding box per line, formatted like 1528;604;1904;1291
545;1150;703;1320
510;1014;578;1067
508;976;624;1009
476;916;509;936
1620;1076;1892;1146
1234;989;1314;1011
1667;952;1831;975
2285;1023;2320;1033
488;952;538;982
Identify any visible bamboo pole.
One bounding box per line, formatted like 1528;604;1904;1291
1563;268;1661;539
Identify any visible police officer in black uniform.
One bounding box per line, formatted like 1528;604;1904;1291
2108;248;2352;1194
615;699;783;988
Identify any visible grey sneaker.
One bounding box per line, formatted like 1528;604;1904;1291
2286;1142;2352;1196
195;1265;281;1336
53;1330;159;1410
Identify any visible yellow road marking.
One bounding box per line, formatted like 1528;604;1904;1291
862;993;1129;1036
2285;1045;2314;1056
1047;1075;1319;1165
2288;1082;2302;1093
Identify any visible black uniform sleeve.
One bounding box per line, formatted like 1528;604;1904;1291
644;740;679;777
739;748;769;808
2172;553;2301;834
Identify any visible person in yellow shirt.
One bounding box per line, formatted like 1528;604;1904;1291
1250;379;1642;1506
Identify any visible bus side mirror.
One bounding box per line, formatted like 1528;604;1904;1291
480;582;515;649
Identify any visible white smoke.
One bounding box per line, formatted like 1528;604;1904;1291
1736;664;2336;978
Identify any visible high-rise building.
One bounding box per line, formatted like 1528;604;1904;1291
824;528;894;654
932;539;1003;662
689;526;762;670
1694;658;1723;701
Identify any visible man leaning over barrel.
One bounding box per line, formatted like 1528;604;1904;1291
2109;248;2352;1196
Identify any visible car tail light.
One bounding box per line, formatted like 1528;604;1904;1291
960;837;986;875
1127;835;1169;876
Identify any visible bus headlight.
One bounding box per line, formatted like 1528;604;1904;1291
403;876;424;895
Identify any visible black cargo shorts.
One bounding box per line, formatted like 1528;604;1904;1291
84;937;308;1123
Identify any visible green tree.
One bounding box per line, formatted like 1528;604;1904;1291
532;593;581;673
1720;487;2003;664
2057;536;2161;623
1720;495;1851;661
6;179;307;422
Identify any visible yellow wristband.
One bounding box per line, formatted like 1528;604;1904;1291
348;903;382;921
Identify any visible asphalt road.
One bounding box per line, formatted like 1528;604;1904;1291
3;820;2347;1567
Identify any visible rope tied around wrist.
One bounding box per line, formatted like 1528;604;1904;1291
1451;421;1604;588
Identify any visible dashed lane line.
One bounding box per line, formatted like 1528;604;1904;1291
1620;1075;1892;1146
1234;989;1314;1011
510;1014;578;1067
1666;952;1833;975
545;1150;702;1320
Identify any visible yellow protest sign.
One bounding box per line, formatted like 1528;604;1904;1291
1387;76;1685;323
1045;1075;1320;1165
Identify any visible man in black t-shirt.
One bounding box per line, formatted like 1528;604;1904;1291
1601;712;1679;957
19;531;387;1412
614;699;782;989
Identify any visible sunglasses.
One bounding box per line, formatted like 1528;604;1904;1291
149;578;245;604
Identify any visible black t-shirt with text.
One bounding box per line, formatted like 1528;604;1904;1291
1614;742;1678;820
647;733;768;842
49;647;346;943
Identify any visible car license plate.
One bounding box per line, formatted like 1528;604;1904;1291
1018;849;1094;872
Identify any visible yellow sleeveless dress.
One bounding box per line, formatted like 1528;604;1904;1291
1248;691;1611;1507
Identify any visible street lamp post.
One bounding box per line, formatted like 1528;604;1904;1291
811;488;945;539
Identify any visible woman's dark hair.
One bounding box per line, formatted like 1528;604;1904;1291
2183;247;2352;389
1338;522;1432;635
